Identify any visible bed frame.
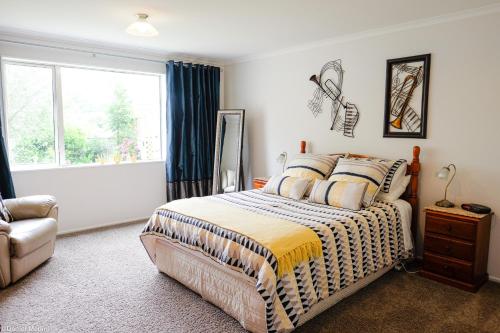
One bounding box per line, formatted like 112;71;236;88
142;144;421;333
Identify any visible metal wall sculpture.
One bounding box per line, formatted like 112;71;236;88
308;60;359;138
383;54;431;138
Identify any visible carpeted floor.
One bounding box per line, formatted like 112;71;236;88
1;222;499;333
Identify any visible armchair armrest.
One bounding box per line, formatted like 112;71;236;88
0;220;11;234
0;226;10;287
4;195;58;221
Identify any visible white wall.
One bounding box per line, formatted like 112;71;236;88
12;162;166;233
224;12;500;279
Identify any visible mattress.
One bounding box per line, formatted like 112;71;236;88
141;190;412;332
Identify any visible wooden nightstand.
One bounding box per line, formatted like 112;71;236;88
253;177;269;189
420;206;492;292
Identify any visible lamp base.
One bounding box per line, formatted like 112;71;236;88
435;199;455;208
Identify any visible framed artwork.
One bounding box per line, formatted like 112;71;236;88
383;54;431;138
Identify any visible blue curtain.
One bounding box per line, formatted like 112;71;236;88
0;67;15;199
166;61;220;201
0;138;14;199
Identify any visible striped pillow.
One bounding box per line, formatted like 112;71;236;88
328;158;390;207
308;180;368;211
381;159;407;193
283;154;342;192
350;157;407;194
0;194;13;223
262;176;310;200
376;175;411;202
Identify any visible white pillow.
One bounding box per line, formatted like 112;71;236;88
349;157;407;194
283;154;343;195
329;158;391;207
308;179;367;211
376;175;411;202
380;159;407;194
263;175;310;200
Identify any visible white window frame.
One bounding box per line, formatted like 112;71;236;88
0;57;165;170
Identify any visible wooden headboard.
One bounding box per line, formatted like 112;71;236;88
299;141;421;238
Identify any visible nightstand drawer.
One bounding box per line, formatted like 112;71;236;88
425;214;476;241
424;234;474;261
423;252;473;282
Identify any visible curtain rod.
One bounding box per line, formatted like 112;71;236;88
0;37;222;67
0;38;166;64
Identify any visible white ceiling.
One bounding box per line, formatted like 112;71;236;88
0;0;498;62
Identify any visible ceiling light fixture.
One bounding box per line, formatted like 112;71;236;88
126;13;158;37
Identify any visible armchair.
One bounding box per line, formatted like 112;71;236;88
0;195;58;288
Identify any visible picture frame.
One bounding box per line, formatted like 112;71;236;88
383;54;431;138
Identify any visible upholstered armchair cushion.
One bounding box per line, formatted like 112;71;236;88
0;218;12;288
0;220;12;234
4;195;57;221
10;218;57;258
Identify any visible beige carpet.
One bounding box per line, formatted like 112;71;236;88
1;222;499;333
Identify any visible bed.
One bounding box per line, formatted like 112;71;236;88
140;145;421;333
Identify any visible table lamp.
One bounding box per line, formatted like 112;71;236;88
277;152;287;173
435;163;456;208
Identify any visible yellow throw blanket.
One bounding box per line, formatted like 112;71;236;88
162;197;322;278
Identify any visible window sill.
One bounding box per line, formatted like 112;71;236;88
11;160;165;173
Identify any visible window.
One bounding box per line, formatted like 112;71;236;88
61;67;162;165
3;63;56;167
2;60;163;169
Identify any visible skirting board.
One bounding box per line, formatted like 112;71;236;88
408;256;499;284
490;275;500;283
57;217;148;237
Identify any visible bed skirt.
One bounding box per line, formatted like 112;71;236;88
141;235;396;333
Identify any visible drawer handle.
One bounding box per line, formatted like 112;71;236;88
447;225;453;232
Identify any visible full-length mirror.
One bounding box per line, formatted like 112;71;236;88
212;109;245;194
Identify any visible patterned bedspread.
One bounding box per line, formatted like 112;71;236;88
141;190;411;333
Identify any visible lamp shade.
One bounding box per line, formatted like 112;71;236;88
276;152;287;163
436;166;450;179
126;14;159;37
435;163;457;207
